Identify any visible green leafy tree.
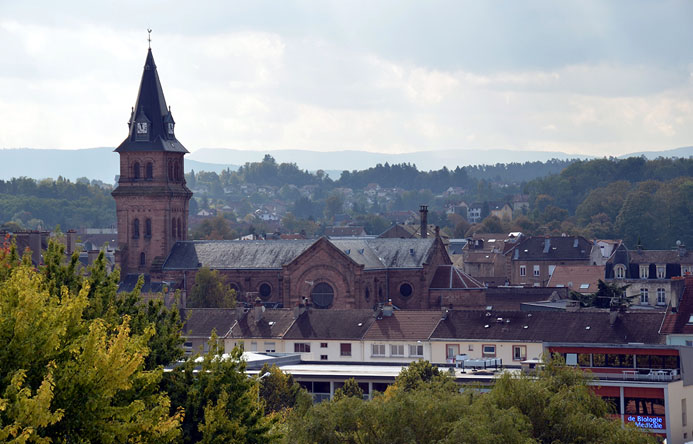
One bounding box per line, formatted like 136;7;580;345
333;378;363;401
258;364;311;415
188;267;236;308
163;337;272;444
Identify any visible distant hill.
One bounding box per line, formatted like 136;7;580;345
0;145;690;182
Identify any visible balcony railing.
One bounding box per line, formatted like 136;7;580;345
590;369;680;383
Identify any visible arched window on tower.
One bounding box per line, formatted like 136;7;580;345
133;162;140;180
168;162;174;181
133;218;140;239
172;218;177;239
177;217;182;239
140;252;146;267
145;218;152;238
174;161;180;181
145;162;153;180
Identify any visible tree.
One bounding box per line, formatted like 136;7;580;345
192;214;237;240
162;337;272;444
333;378;363;401
0;242;182;442
258;364;311;415
188;267;236;308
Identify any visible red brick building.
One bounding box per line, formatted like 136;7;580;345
112;47;192;276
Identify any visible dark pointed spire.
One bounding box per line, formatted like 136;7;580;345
115;46;188;153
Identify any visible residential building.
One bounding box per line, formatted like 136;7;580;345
510;236;593;286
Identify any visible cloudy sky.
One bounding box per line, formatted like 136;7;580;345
1;0;692;157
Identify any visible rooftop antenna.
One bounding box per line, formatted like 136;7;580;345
147;28;152;49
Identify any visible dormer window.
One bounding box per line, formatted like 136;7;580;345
639;265;649;279
614;264;626;279
167;122;174;136
656;265;666;279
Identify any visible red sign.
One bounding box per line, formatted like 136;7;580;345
625;415;666;430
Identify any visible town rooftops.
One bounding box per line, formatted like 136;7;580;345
512;236;592;261
547;265;605;293
431;310;665;345
364;310;443;341
283;310;375;340
182;308;238;338
429;265;484;289
660;276;693;336
227;308;296;339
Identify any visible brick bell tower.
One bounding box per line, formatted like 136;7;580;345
112;44;192;277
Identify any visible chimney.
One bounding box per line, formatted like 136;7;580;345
87;249;99;266
66;229;77;255
677;240;686;257
609;307;619;326
253;297;264;321
382;299;394;317
441;307;449;320
293;297;308;319
420;205;428;239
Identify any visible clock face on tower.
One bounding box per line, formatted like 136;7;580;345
167;122;174;135
136;122;148;134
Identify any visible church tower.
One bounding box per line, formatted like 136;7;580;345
112;45;192;276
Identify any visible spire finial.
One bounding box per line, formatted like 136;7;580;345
147;28;152;49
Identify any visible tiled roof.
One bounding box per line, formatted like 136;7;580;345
324;226;366;237
463;251;498;264
513;236;592;261
660;277;693;335
182;308;237;338
430;265;484;289
117;273;166;293
547;265;605;293
364;310;442;341
227;308;296;339
431;310;665;345
283;309;375;340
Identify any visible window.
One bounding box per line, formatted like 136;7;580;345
340;343;351;356
657;288;666;305
409;344;424;357
177;217;182;239
446;344;460;360
250;342;257;351
640;265;649;279
311;283;334;308
565;353;578;366
259;283;272;300
399;283;413;298
294;343;311;353
513;345;527;361
482;344;496;357
145;162;153;179
468;344;474;352
320;355;328;361
168;162;174;181
264;342;276;353
683;265;693;275
372;344;386;357
320;342;328;348
683;398;687;427
533;265;540;277
520;265;526;276
171;218;177;239
133;218;140;239
139;252;145;267
615;265;626;279
133;162;140;180
145;218;152;238
656;265;666;279
640;288;649;304
391;344;404;357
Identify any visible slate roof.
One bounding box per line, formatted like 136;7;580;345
364;311;442;341
430;265;484;289
182;308;237;338
283;310;375;340
163;239;315;269
431;310;665;345
324;226;366;237
117;273;166;293
513;236;592;261
627;249;693;265
162;238;437;270
227;309;296;339
115;48;188;153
